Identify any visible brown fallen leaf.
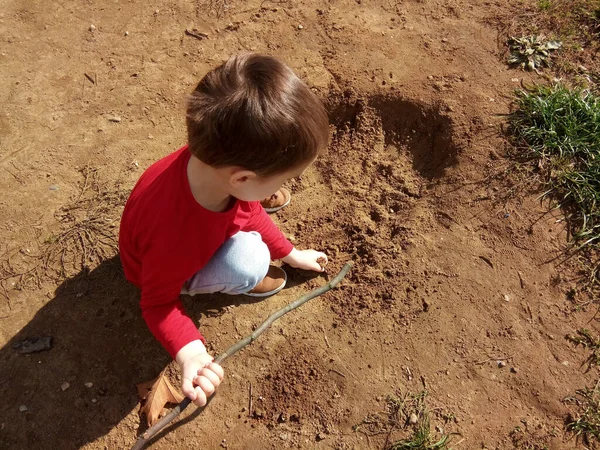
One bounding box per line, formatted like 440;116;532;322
137;368;184;426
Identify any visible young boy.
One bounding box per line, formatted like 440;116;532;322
119;54;330;408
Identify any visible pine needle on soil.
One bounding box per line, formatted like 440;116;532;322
42;166;129;278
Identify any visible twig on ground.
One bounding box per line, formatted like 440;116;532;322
321;324;331;348
517;271;525;289
329;368;346;378
248;381;253;418
130;262;353;450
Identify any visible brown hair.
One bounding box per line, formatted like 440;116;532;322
186;53;329;176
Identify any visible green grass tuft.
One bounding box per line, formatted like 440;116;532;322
564;382;600;445
538;0;552;12
353;391;456;450
387;391;455;450
389;414;453;450
509;84;600;250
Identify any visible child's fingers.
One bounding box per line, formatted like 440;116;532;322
193;375;216;397
207;362;224;380
181;376;197;400
315;253;328;271
200;365;224;386
192;386;208;407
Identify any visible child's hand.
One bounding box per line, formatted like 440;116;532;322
175;340;224;407
282;248;328;272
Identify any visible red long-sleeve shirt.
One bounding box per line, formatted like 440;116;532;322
119;146;293;358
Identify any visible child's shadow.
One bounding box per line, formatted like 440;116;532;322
0;255;262;450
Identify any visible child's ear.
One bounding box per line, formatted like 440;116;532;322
229;169;258;187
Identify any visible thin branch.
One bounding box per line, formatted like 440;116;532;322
131;262;353;450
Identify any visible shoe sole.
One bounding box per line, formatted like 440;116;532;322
263;192;291;213
243;270;287;297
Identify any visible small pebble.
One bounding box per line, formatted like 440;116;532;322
49;185;59;191
85;382;93;388
19;405;28;412
510;367;518;374
124;31;129;36
89;24;96;32
109;116;122;123
498;360;507;368
279;433;289;441
408;413;418;424
441;37;448;43
316;432;326;441
298;24;304;29
91;398;97;403
61;382;70;391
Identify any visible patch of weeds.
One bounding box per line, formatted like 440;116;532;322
538;0;552;11
507;35;562;72
497;0;599;90
566;328;600;371
389;414;453;450
564;381;600;447
509;84;600;255
353;391;457;450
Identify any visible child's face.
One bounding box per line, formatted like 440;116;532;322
231;159;313;202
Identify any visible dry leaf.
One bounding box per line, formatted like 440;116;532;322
137;368;184;426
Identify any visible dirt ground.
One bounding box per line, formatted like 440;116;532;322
1;0;598;449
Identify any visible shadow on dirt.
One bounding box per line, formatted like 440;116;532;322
0;255;273;449
328;92;459;179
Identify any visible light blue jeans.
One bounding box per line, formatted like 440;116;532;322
181;231;271;296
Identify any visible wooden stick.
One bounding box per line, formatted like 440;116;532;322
131;262;353;450
248;381;253;417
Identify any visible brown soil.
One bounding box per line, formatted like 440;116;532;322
0;0;597;449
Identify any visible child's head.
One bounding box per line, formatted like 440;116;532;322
186;53;329;178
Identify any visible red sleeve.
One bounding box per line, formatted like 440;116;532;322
244;203;294;260
140;243;205;359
